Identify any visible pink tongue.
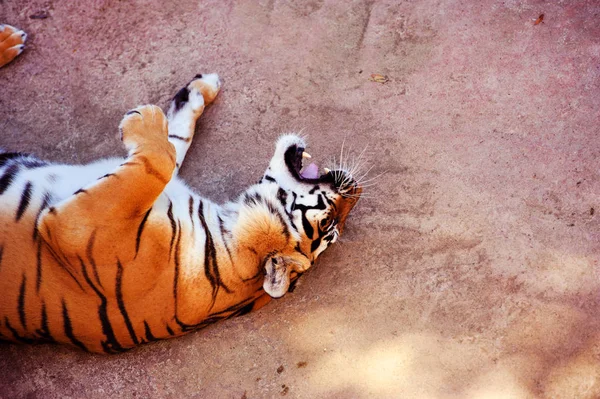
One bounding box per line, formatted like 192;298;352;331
300;162;319;179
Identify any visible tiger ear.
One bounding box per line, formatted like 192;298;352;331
263;254;311;298
263;256;290;298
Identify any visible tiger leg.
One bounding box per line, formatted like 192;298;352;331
167;73;221;172
0;25;27;68
39;105;175;257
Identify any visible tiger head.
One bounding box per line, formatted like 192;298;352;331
249;134;362;298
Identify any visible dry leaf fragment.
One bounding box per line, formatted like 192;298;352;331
30;10;50;19
369;73;389;83
534;14;544;25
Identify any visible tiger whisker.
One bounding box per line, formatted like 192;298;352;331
353;165;377;184
355;170;387;185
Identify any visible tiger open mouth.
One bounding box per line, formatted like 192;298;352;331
284;144;337;184
283;144;361;198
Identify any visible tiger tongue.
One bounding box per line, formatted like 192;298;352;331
300;162;319;179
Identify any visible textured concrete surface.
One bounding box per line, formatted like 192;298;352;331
1;0;599;398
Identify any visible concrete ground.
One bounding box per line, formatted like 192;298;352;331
1;0;599;398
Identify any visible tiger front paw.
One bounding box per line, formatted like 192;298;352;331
119;105;174;156
0;25;27;68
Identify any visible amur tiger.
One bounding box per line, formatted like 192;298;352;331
0;55;362;351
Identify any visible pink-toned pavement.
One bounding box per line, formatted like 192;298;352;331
1;1;599;398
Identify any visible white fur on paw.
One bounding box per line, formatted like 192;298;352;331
199;73;221;91
187;86;206;111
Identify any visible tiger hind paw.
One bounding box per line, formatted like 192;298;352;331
0;25;26;68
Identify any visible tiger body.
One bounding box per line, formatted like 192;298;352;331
0;74;361;353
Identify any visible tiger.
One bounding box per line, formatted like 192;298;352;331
0;24;26;68
0;70;362;353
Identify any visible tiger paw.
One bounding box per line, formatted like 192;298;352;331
119;105;172;150
170;73;221;117
0;25;27;68
189;73;221;106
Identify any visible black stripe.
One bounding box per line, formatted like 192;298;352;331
295;243;310;260
173;86;190;111
188;196;195;234
311;236;322;252
198;201;232;306
244;192;264;207
116;259;139;345
79;256;125;353
62;299;88;352
0;152;25;168
198;200;218;300
199;297;264;325
15;181;33;221
0;164;19;195
21;158;47;169
174;206;230;332
18;274;27;329
172;221;205;332
300;211;314;238
35;240;43;293
208;298;256;317
264;175;276;183
144;321;158;342
35;301;54;342
86;231;103;289
0;245;3;273
236;302;256;317
321;191;336;208
55;257;86;292
288;277;299;293
173;221;184;330
135;208;152;258
32;192;51;240
293;194;326;239
73;188;87;195
241;266;264;282
167;201;177;259
277;188;288;206
4;317;34;343
218;216;233;265
166;325;175;335
265;201;291;242
97;173;116;180
277;189;298;232
168;134;191;142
